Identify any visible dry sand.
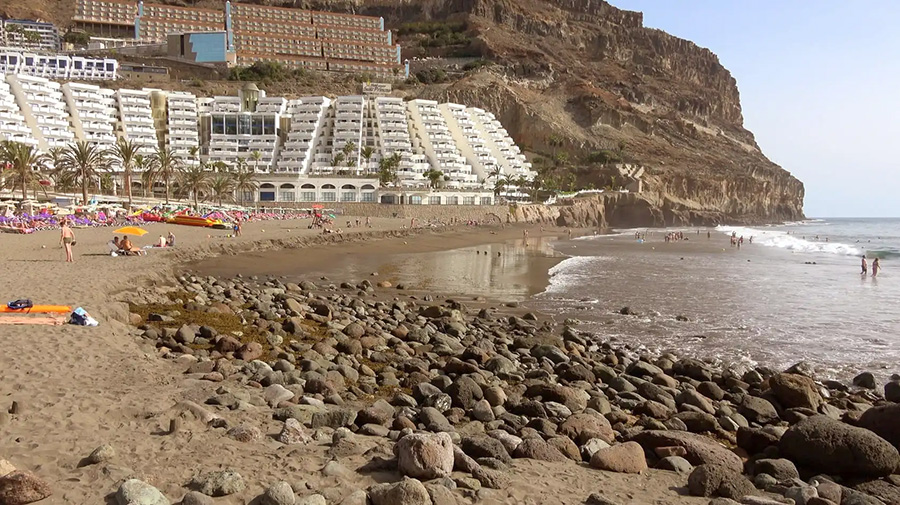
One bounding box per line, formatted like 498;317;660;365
0;219;708;504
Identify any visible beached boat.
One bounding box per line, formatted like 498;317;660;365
166;215;227;228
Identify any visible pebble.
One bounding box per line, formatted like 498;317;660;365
116;478;168;505
262;481;296;505
86;444;116;465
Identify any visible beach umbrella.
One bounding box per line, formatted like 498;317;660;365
114;226;149;236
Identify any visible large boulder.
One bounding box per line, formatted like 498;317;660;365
369;478;431;505
768;373;822;409
588;442;648;474
116;479;169;505
0;471;53;505
687;464;755;499
739;396;779;424
856;404;900;448
395;432;454;479
779;415;899;477
512;438;567;462
559;412;615;444
628;430;743;473
752;458;799;481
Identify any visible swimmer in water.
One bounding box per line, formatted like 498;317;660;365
872;258;880;277
861;255;868;275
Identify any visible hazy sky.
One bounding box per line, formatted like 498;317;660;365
610;1;900;218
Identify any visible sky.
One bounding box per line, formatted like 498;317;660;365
610;1;900;218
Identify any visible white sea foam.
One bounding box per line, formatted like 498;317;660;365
542;255;607;294
716;225;862;256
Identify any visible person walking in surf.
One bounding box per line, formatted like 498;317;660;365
872;258;880;277
861;255;868;275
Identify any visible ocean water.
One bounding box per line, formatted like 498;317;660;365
535;218;900;381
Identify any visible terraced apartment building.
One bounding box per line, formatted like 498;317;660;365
72;0;405;78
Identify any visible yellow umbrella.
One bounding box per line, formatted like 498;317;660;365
114;226;149;237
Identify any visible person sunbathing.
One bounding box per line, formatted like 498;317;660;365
120;236;145;256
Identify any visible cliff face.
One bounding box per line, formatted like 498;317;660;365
405;0;805;225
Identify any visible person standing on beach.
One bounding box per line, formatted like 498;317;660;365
861;255;868;275
872;258;880;277
60;221;75;263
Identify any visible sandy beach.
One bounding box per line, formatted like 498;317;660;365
0;220;712;505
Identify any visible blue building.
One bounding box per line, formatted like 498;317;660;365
167;31;229;64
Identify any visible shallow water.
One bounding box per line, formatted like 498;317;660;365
538;219;900;381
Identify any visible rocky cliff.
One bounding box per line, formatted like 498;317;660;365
266;0;807;225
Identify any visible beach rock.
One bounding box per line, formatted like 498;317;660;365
227;424;262;443
885;381;900;402
193;469;245;497
0;471;53;505
785;485;818;505
265;384;294;407
396;432;455;479
368;478;432;505
559;412;615;444
180;491;214;505
779;415;899;477
739;396;780;424
657;456;693;473
769;373;822;409
262;481;295;505
852;372;877;390
752;459;799;481
461;436;511;463
297;495;327;505
310;408;356;429
87;444;116;464
237;342;264;361
278;418;312;445
513;438;567;462
628;430;743;473
687;464;755;499
852;479;900;505
589;442;648;474
447;376;483;410
0;460;14;478
737;427;781;455
856;403;900;448
585;493;622;505
115;478;168;505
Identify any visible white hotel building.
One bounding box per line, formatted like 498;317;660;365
0;77;532;204
62;82;118;150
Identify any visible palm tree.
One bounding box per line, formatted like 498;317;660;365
109;138;141;210
250;150;263;173
377;153;400;188
58;140;113;205
179;163;211;210
341;141;356;170
133;154;150;197
331;152;345;169
147;146;183;205
424;168;444;189
232;157;249;175
361;146;375;173
0;141;45;200
232;166;258;208
209;173;235;205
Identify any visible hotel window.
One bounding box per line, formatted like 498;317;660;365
446;196;459;205
480;197;492;205
463;196;476;205
320;191;335;202
341;192;356;202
